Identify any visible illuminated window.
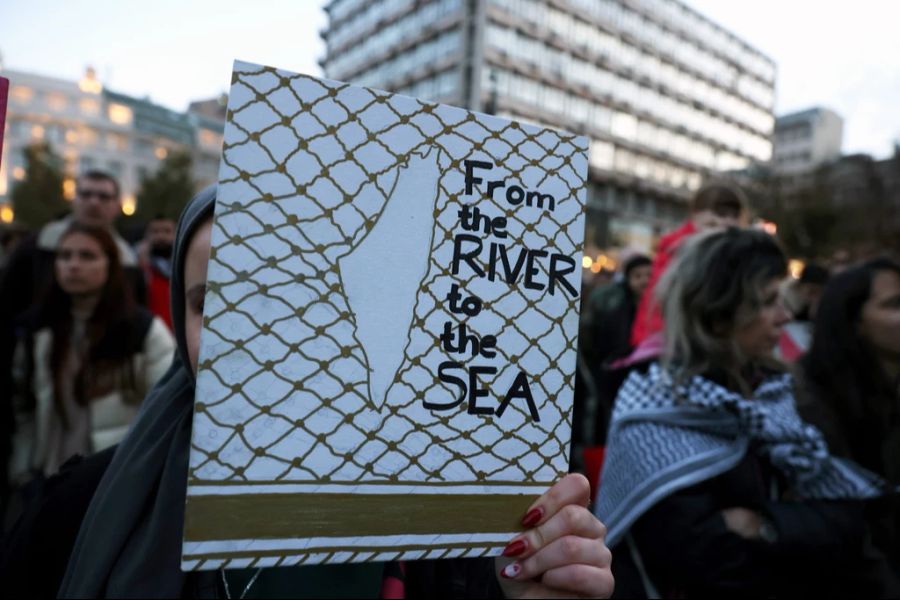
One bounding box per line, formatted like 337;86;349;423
107;103;133;125
155;146;168;160
31;124;45;140
10;86;33;103
12;166;26;181
199;129;223;150
0;205;13;224
65;129;79;144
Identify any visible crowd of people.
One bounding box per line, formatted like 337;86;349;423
0;176;612;599
576;183;899;597
0;168;897;598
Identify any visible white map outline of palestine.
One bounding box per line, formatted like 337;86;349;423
338;148;441;410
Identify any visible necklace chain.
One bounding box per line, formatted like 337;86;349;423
220;567;263;599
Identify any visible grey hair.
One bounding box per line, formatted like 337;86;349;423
657;227;787;394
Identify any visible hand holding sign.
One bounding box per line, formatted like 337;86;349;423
497;474;614;599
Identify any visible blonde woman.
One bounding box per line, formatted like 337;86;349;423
598;227;885;597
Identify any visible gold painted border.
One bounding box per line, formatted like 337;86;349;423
184;492;537;541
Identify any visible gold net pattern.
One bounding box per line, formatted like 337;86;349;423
189;64;587;486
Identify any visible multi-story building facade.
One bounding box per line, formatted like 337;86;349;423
0;67;224;221
772;107;843;175
320;0;776;251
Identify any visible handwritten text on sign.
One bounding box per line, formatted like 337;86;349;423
431;160;579;422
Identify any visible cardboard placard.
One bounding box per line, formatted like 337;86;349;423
183;60;587;570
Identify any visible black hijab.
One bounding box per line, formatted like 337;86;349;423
59;186;216;598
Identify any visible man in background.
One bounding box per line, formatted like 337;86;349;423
137;215;176;330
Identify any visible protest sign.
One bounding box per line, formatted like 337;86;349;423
183;60;587;570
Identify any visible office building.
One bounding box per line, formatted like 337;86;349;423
320;0;776;250
772;107;843;175
0;67;224;220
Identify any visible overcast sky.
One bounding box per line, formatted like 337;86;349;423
2;0;898;157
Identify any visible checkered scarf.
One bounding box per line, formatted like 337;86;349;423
596;363;885;547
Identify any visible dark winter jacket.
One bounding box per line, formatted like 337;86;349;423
602;364;879;598
612;449;873;597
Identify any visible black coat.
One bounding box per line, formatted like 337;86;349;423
1;447;117;597
579;282;638;446
612;448;876;598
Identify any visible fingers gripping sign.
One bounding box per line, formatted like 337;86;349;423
495;474;615;598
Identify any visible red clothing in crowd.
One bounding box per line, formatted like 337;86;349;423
630;220;698;347
145;265;172;331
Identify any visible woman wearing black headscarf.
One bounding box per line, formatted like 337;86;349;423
4;187;614;598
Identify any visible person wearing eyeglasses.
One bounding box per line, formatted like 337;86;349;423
1;170;145;318
0;170;146;518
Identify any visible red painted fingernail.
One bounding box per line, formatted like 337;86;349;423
521;507;543;528
502;539;527;557
501;562;522;579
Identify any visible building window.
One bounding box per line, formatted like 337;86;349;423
80;128;99;146
107;103;133;125
9;119;27;137
10;86;34;103
611;112;637;141
47;124;65;145
590;140;615;170
104;133;128;152
80;97;101;116
45;92;68;112
199;129;223;150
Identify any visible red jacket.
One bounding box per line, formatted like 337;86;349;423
630;220;697;346
144;263;172;331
